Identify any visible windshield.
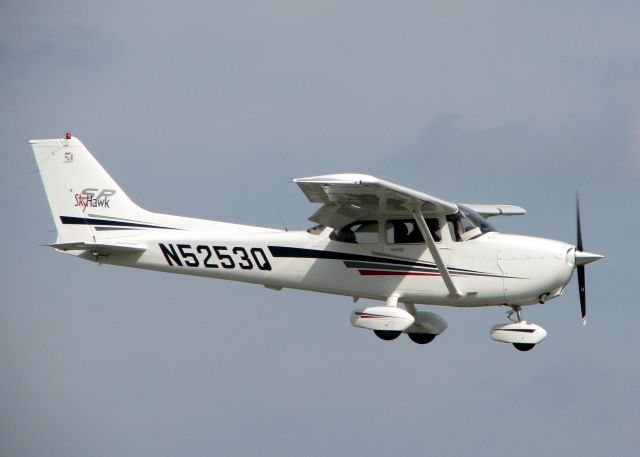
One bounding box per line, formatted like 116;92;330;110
447;205;496;241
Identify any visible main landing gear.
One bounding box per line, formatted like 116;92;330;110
490;306;547;352
351;300;447;345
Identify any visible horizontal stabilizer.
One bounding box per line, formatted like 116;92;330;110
49;241;146;254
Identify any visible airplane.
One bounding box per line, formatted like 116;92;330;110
30;133;603;351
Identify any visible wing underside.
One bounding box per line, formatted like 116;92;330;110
295;174;458;227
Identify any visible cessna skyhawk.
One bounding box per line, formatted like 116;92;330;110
30;134;603;351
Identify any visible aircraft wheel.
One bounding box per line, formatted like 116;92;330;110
374;330;402;341
513;343;535;352
408;333;436;344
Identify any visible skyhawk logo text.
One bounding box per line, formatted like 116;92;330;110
74;188;116;210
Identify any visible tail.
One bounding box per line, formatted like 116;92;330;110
30;134;155;243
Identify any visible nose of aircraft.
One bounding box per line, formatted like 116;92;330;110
574;250;604;266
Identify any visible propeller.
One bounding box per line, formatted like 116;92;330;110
574;195;603;326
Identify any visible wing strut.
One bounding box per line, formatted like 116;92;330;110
409;205;462;297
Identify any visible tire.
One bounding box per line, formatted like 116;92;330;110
374;330;402;341
513;343;535;352
408;333;436;344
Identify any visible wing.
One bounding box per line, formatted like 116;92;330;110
463;204;526;218
294;174;458;227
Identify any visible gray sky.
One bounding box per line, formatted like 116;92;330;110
1;1;638;456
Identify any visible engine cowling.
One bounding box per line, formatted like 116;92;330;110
351;306;415;332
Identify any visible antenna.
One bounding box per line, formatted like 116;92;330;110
276;209;289;232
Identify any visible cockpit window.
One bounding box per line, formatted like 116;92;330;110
386;218;442;244
330;220;379;244
447;205;496;241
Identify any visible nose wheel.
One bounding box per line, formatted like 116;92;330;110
513;343;536;352
490;306;547;351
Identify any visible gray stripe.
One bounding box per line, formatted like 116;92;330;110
344;260;506;278
344;260;439;273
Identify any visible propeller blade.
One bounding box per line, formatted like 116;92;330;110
577;195;586;325
578;264;586;326
574;195;603;325
576;194;583;252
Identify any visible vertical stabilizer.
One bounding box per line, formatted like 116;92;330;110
30;135;148;243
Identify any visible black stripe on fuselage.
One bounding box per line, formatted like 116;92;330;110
342;260;505;278
344;260;439;273
268;246;436;268
60;216;176;230
267;246;507;277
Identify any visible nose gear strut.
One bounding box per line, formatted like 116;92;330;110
507;305;523;323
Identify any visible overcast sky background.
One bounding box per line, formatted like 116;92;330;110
1;1;639;456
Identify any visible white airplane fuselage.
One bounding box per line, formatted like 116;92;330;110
85;225;575;308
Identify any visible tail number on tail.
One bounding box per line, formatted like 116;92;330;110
159;243;272;271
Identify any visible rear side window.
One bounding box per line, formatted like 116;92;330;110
330;221;379;244
386;218;442;243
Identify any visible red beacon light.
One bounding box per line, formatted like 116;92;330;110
65;132;72;140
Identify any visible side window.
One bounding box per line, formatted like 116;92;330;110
329;221;379;244
386;218;442;244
